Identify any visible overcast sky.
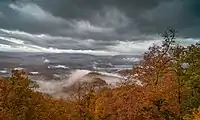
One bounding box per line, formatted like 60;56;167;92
0;0;199;55
0;0;199;39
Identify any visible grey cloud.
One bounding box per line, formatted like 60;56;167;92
38;0;200;38
0;11;3;16
8;3;68;24
0;0;200;40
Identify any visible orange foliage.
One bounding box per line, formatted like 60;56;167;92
91;30;185;120
0;70;74;120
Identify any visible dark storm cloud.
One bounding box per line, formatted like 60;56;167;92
0;0;200;39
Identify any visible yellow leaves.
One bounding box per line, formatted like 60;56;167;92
0;71;75;120
193;112;200;120
92;85;146;120
186;109;200;120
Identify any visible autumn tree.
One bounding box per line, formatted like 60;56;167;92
68;81;98;120
82;29;181;120
179;43;200;111
0;70;74;120
130;29;200;119
91;29;200;120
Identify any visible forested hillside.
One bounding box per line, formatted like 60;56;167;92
1;30;200;120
